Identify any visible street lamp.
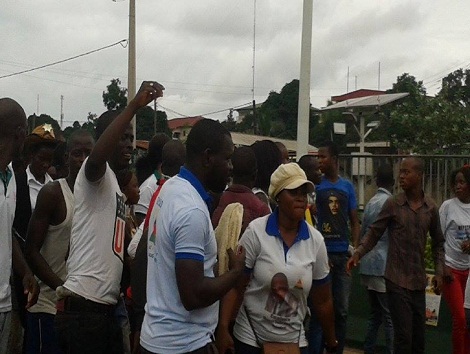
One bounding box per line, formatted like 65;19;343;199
341;111;381;208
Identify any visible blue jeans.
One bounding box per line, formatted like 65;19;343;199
114;296;131;354
307;253;351;354
25;312;62;354
364;290;394;354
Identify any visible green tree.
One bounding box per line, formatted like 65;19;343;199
258;79;301;139
389;96;470;154
438;68;470;107
135;106;170;140
103;78;128;111
62;112;97;141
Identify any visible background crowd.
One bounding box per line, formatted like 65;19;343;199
0;83;469;354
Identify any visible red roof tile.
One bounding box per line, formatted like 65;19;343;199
167;116;203;130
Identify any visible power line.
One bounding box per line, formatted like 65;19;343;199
0;39;127;80
197;101;252;117
158;104;187;117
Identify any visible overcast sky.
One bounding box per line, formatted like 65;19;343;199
2;0;470;127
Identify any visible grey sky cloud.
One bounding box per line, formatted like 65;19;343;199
2;0;470;125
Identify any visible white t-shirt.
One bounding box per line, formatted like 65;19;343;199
26;165;53;212
233;211;330;347
64;161;125;305
134;173;158;216
140;169;218;354
439;198;470;270
29;179;74;315
0;166;16;312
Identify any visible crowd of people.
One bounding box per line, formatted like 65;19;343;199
0;83;469;354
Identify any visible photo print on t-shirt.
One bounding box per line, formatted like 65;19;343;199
319;190;347;239
264;272;300;328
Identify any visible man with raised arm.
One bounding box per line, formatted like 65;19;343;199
54;82;163;354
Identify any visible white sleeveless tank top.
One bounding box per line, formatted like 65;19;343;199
28;178;74;315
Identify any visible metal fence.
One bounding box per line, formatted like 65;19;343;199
338;154;470;210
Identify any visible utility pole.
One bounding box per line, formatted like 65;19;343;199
296;0;313;159
252;0;258;134
60;95;64;129
128;0;136;147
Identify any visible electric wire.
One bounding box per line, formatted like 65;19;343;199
0;39;127;80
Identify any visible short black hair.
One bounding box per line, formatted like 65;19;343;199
135;133;171;185
95;110;121;140
0;98;26;138
298;154;317;170
67;129;94;152
161;139;186;177
459;165;470;186
376;164;394;187
27;141;57;156
319;140;339;158
185;119;231;161
251;140;282;193
232;146;257;179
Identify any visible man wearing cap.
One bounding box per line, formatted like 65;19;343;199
0;98;39;354
14;124;58;240
11;123;58;332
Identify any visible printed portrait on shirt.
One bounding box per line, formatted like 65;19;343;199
264;273;299;322
328;194;340;215
317;189;350;239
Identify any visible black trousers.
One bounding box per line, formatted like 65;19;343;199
386;279;426;354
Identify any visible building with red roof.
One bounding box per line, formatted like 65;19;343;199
167;116;203;140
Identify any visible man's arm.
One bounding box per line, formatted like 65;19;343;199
346;199;392;273
25;183;64;290
12;236;39;309
85;81;164;182
175;248;245;311
310;281;337;350
349;208;360;248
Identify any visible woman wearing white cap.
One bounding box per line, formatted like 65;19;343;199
216;163;338;354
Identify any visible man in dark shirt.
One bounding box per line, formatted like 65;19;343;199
347;157;445;354
212;146;271;233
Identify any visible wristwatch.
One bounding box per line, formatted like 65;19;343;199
325;340;338;353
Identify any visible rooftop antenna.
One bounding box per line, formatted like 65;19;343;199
347;66;350;93
60;95;64;129
252;0;258;134
378;61;381;90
